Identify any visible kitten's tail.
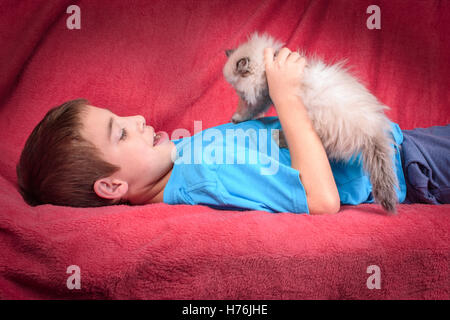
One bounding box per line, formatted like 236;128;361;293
362;132;399;214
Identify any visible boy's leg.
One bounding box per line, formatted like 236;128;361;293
400;124;450;204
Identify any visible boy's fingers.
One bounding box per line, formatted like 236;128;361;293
299;57;308;68
264;47;274;68
276;47;291;65
296;56;306;64
287;51;300;62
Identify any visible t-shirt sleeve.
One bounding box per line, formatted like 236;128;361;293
166;118;309;214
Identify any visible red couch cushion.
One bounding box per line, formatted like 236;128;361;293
0;0;449;299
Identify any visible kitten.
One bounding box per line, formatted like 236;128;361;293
223;32;399;213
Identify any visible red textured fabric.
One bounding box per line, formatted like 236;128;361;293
0;0;449;299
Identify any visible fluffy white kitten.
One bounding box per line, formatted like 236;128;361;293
223;32;399;213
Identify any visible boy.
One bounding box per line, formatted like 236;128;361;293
16;48;450;214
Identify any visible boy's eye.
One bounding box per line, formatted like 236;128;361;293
120;128;127;140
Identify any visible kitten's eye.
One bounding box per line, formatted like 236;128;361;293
236;57;249;70
236;57;250;77
120;128;127;140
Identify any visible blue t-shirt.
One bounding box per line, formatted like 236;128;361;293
163;117;406;214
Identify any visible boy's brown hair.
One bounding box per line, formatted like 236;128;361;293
16;99;126;207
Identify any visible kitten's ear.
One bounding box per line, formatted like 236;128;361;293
225;49;235;57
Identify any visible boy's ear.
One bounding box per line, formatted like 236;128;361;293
93;177;128;200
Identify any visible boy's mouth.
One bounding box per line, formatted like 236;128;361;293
153;131;168;146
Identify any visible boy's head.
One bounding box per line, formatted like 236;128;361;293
17;99;174;207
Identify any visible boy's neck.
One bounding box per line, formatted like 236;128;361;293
146;166;173;204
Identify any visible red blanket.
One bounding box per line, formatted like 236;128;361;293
0;0;449;299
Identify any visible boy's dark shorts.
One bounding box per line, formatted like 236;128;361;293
400;124;450;204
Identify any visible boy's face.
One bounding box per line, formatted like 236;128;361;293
80;105;175;203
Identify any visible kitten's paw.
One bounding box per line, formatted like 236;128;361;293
231;113;246;123
255;111;266;119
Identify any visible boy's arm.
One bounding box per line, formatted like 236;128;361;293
276;96;340;214
264;47;340;215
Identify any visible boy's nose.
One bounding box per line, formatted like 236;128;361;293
136;115;146;132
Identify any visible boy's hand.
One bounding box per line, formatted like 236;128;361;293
264;47;307;108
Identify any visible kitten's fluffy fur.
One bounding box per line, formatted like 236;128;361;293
223;32;399;213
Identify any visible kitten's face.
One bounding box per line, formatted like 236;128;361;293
223;32;284;123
